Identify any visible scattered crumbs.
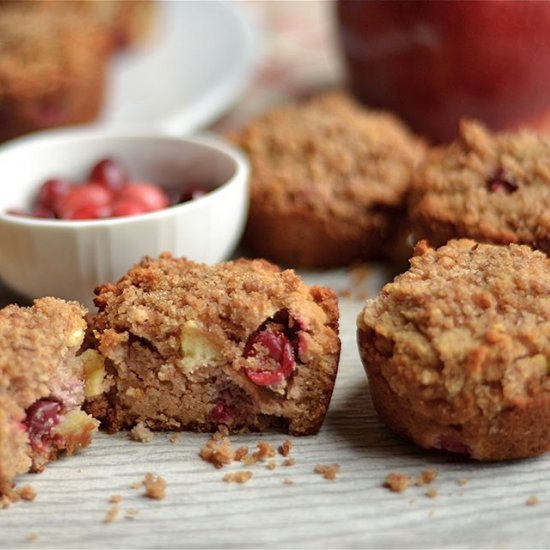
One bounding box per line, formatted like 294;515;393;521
339;264;371;300
17;485;37;501
241;453;259;467
26;533;38;543
131;480;142;490
384;472;411;492
169;433;180;444
426;488;438;499
125;508;140;519
526;495;539;507
416;469;437;487
143;473;167;500
283;457;296;467
199;435;235;468
129;422;154;443
256;441;276;459
213;425;230;440
283;478;294;485
0;494;12;509
104;504;120;524
223;471;253;484
457;478;468;486
109;495;122;504
314;463;340;481
234;446;249;461
279;439;292;457
266;460;277;470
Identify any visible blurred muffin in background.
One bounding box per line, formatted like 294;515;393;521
0;1;156;142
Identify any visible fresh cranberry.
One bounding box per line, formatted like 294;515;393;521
111;199;150;217
36;178;72;214
67;203;113;220
24;399;61;448
211;400;234;424
433;434;471;456
32;205;56;219
89;158;128;195
179;184;209;203
118;182;170;212
487;169;518;194
243;328;295;386
57;184;114;220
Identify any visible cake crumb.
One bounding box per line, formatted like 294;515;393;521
314;463;340;480
283;478;294;485
283;457;296;467
125;508;140;519
223;471;253;484
384;472;411;492
457;478;468;486
256;441;276;459
234;446;249;461
266;460;277;470
199;436;235;468
109;495;122;504
143;473;166;500
416;469;437;486
279;440;292;457
426;488;438;498
526;495;539;506
26;533;38;543
131;480;142;490
129;422;154;443
17;484;36;501
169;433;180;444
104;504;120;524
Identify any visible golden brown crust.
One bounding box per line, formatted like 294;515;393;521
231;91;425;268
357;239;550;460
87;253;341;435
409;120;550;252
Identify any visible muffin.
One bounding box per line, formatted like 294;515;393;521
85;253;341;436
231;91;425;268
357;239;550;461
409;119;550;253
0;7;111;142
0;298;99;500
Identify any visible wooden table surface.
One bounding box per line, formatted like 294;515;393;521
3;2;550;548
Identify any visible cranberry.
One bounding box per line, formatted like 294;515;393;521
211;400;234;424
67;203;112;220
89;158;128;195
179;184;209;203
24;399;61;448
118;182;170;212
243;328;295;386
487;169;518;194
32;205;56;219
57;184;114;220
36;178;72;214
111;199;150;217
433;434;471;456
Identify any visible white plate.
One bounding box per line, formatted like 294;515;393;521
97;1;260;135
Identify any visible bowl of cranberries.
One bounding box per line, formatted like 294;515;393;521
0;127;249;308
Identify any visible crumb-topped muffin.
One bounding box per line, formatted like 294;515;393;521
409;120;550;252
231;91;425;268
0;7;110;142
0;298;99;499
357;239;550;461
85;253;341;436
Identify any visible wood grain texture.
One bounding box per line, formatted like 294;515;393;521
2;267;550;549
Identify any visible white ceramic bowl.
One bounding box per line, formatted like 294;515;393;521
0;128;249;309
